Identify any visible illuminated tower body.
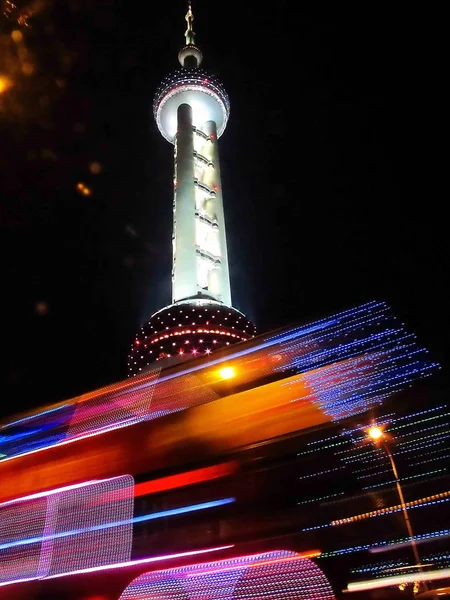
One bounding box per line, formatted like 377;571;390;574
128;6;255;376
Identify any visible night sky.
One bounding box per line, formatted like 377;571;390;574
1;2;446;417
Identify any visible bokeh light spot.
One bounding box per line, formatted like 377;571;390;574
0;75;13;94
89;161;102;174
11;29;23;43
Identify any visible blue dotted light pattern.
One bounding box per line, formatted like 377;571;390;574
0;301;437;462
273;300;438;421
119;550;336;600
293;401;449;581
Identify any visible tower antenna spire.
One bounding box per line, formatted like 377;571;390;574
184;2;195;46
178;1;203;67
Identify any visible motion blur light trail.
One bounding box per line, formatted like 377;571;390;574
119;550;335;600
0;497;234;552
0;476;134;584
0;301;437;465
133;461;238;496
0;545;234;587
346;568;450;592
0;472;234;586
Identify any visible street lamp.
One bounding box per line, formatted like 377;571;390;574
366;425;428;593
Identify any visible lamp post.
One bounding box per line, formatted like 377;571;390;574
367;426;428;594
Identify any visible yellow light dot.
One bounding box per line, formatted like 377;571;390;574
218;366;235;380
368;426;384;441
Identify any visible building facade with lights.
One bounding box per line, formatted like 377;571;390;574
128;6;255;376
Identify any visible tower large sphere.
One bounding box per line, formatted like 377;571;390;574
128;300;256;376
153;68;230;143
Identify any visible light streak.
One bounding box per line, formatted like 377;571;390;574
0;546;234;587
1;404;68;429
0;497;235;551
0;300;437;467
369;529;450;554
346;568;450;592
0;478;114;507
0;475;134;584
183;550;322;577
331;490;450;526
134;461;237;496
44;545;234;580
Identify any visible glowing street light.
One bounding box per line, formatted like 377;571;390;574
366;424;427;593
367;425;384;441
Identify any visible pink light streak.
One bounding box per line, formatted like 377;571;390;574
0;545;234;587
0;478;115;508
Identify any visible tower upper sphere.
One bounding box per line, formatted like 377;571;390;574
153;4;230;143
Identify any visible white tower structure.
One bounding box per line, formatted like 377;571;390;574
128;4;255;375
156;5;231;306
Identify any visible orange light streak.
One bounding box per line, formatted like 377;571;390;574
332;490;450;526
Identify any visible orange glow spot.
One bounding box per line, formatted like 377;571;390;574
218;366;235;380
89;161;102;174
76;182;92;196
21;62;34;76
35;301;48;316
11;30;23;43
0;75;13;94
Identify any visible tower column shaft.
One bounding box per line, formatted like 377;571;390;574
201;120;232;307
172;104;197;303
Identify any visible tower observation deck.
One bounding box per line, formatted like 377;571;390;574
128;4;255;375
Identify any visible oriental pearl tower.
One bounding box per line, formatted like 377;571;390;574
128;4;255;376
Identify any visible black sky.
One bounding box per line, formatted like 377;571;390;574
1;2;446;416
